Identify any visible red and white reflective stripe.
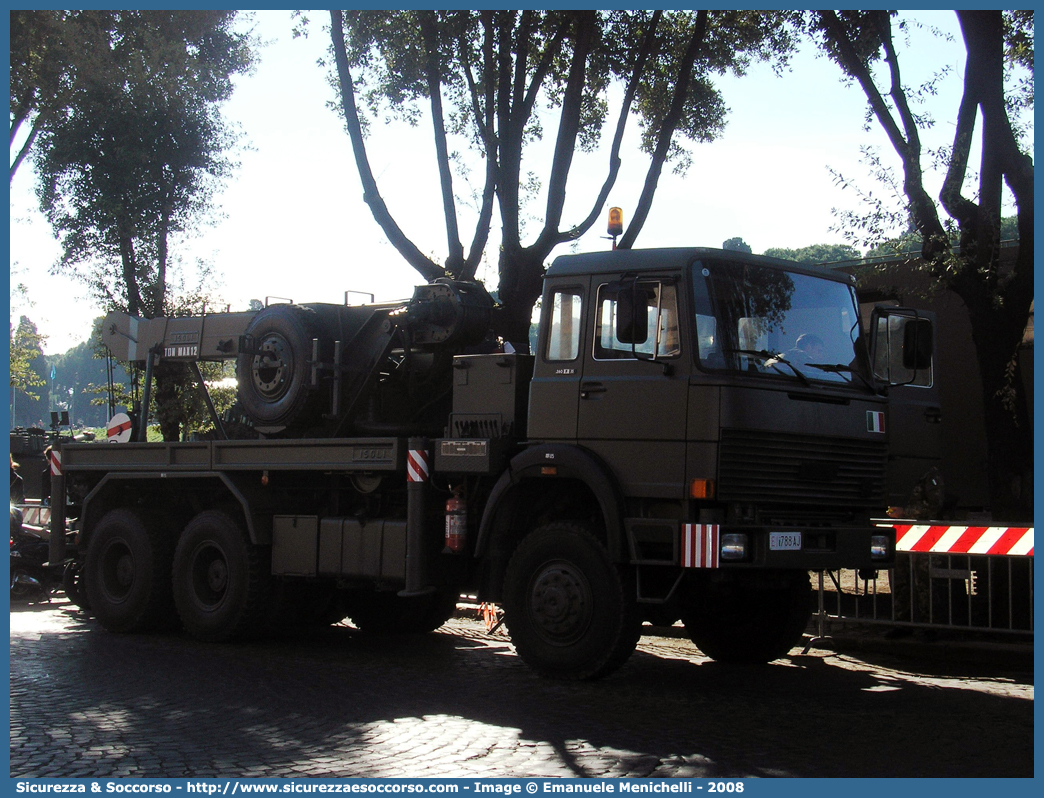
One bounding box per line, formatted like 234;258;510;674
48;449;62;477
894;524;1034;557
681;524;720;568
406;449;430;483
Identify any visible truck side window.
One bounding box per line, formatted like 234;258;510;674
545;290;583;361
594;282;680;360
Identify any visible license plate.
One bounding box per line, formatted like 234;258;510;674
770;532;802;551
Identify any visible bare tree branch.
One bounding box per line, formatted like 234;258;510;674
817;10;948;263
535;11;597;252
938;82;979;230
619;10;708;250
10;113;44;182
521;23;567;122
567;10;662;243
329;10;443;283
419;12;464;276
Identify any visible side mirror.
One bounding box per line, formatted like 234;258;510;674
902;318;933;370
870;307;934;387
615;283;649;345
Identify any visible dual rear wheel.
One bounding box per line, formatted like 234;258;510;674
83;508;460;641
83;508;272;641
83;508;176;632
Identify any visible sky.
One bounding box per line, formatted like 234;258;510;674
7;10;1022;355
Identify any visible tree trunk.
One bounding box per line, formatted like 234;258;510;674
152;362;187;443
962;292;1034;521
494;247;546;353
9;112;45;182
951;11;1034;521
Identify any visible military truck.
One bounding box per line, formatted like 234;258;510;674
50;247;930;679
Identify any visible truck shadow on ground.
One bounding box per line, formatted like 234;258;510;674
10;609;1034;779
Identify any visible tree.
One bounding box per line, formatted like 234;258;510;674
328;10;798;346
30;11;255;440
722;237;752;253
813;11;1034;519
9;11;90;180
10;316;47;400
762;243;863;264
47;324;135;429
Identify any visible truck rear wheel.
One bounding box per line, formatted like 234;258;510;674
680;573;813;664
346;587;458;634
503;523;641;680
236;304;322;430
84;508;175;632
172;511;271;642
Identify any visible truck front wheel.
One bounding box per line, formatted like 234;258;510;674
680;573;813;664
503;523;641;680
84;508;175;632
172;511;271;642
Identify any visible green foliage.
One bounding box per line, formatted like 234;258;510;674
762;243;863;264
24;11;255;441
1003;10;1033;112
151;360;238;441
10;316;47;399
722;237;752;254
31;10;255;320
9;10;80;179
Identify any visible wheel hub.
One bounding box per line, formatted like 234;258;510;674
190;544;229;609
528;560;592;645
207;559;228;593
252;334;291;400
99;541;135;602
115;554;134;587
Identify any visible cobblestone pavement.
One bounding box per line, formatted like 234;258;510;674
10;598;1034;779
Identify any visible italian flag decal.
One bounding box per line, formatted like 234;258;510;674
867;411;885;434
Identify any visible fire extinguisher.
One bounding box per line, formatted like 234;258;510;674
444;487;466;553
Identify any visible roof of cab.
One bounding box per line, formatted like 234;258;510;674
546;247;853;283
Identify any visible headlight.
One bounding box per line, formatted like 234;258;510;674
871;534;891;560
720;533;748;560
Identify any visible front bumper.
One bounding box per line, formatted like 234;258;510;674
681;523;895;571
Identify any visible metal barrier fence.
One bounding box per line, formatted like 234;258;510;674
813;524;1034;637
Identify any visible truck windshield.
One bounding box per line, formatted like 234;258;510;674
691;259;865;386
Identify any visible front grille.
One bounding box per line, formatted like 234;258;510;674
718;428;887;508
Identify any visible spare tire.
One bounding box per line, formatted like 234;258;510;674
236;304;323;430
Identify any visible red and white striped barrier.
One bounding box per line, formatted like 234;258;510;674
893;524;1034;557
17;504;51;528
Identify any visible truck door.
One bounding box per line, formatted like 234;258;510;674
869;307;943;509
577;277;689;497
528;280;589;441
